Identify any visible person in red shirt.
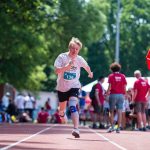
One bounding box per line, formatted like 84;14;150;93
91;76;105;129
106;62;127;133
37;107;49;123
132;70;150;131
51;109;61;124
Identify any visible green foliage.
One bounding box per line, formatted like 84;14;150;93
50;0;150;86
25;65;47;91
120;0;150;76
84;40;110;84
42;0;108;89
91;0;150;79
0;0;149;91
0;0;58;90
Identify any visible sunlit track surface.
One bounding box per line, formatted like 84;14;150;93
0;123;150;150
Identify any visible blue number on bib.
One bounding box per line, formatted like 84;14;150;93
64;72;76;80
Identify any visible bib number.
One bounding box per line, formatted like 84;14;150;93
64;72;76;80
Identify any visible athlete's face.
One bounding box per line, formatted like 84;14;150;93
69;43;81;58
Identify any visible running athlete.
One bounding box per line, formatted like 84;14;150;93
54;37;93;138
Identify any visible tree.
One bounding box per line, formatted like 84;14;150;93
120;0;150;76
42;0;109;89
92;0;150;78
0;0;58;90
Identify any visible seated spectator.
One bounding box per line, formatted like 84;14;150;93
19;111;32;123
129;103;137;130
37;107;49;123
50;109;61;124
7;99;18;117
7;98;18;123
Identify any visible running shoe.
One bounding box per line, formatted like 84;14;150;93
142;127;147;132
139;128;143;131
107;126;115;133
72;128;80;138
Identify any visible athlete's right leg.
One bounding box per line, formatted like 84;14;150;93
57;91;68;124
59;101;68;123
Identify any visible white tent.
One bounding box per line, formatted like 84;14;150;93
82;77;150;92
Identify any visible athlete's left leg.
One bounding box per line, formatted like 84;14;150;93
69;96;79;128
69;96;80;138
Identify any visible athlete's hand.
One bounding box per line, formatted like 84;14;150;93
66;64;72;70
66;60;74;70
88;72;93;78
69;60;73;65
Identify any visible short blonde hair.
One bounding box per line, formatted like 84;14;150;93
68;37;82;49
134;70;141;75
134;70;141;78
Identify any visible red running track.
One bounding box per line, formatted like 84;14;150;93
0;123;150;150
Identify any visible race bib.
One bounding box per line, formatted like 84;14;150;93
64;72;76;80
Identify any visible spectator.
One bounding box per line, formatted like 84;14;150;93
79;88;86;110
125;89;133;128
121;95;130;129
146;95;150;129
51;109;61;124
2;92;10;111
19;112;32;123
7;99;18;117
79;88;87;125
91;76;105;129
129;103;137;130
37;107;49;123
24;93;35;120
0;100;3;112
132;70;150;131
15;93;25;115
106;62;127;133
103;96;110;128
7;98;18;123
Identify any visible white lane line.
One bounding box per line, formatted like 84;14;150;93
0;124;57;150
87;127;127;150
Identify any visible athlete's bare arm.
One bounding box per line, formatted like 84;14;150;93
83;65;93;78
55;61;73;74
